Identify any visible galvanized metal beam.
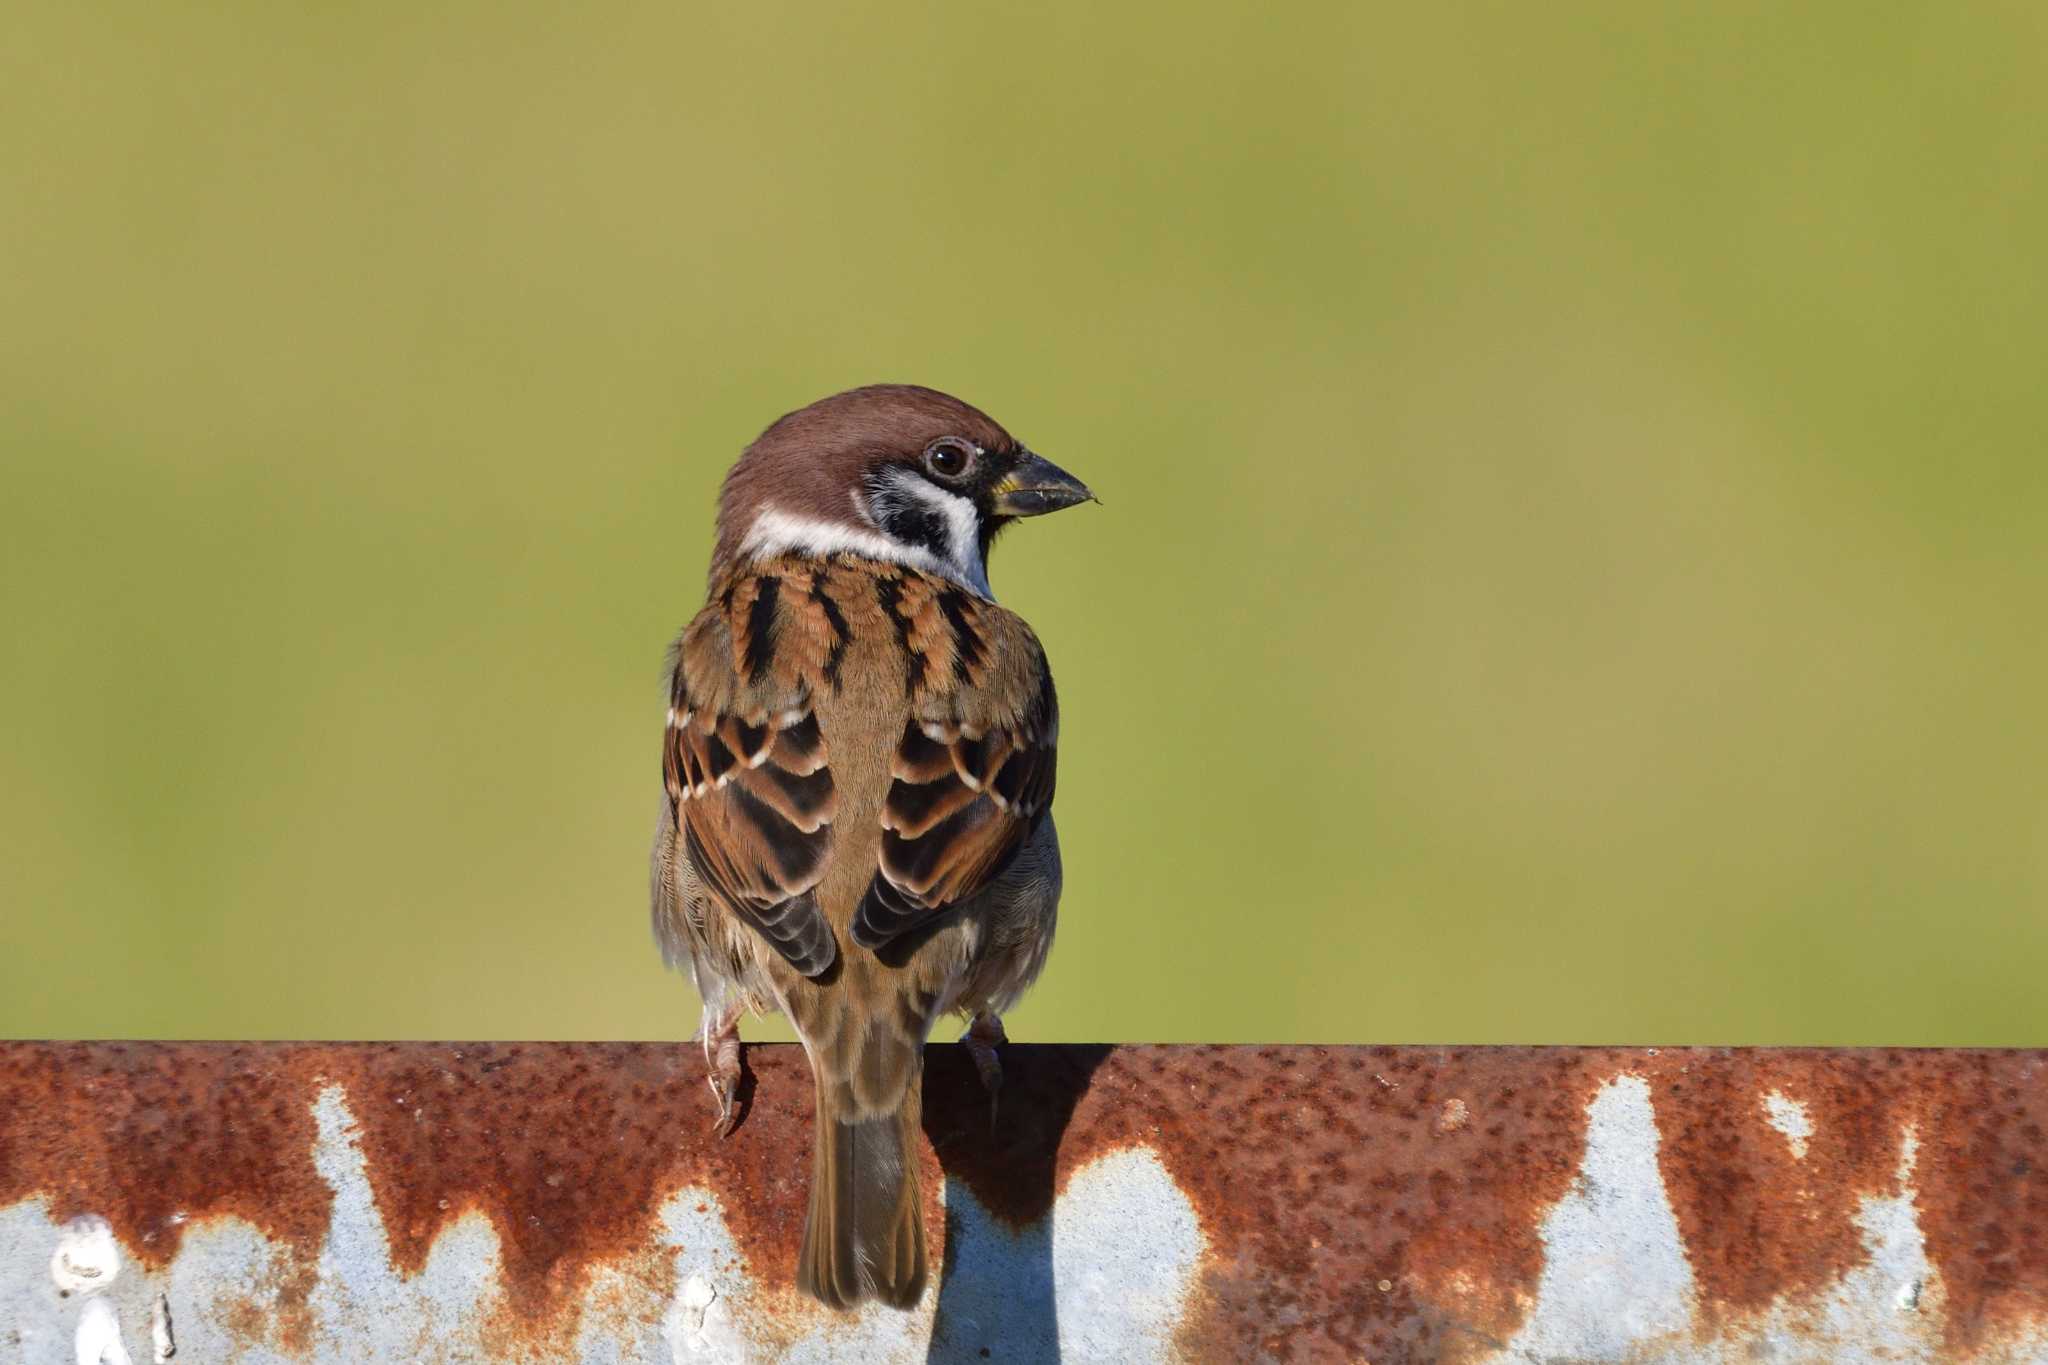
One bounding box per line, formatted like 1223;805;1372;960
2;1043;2044;1362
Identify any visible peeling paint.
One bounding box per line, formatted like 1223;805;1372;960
1762;1088;1814;1160
52;1216;120;1298
75;1296;132;1365
1498;1075;1696;1360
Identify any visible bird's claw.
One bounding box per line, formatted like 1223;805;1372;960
709;1073;740;1140
700;1003;746;1138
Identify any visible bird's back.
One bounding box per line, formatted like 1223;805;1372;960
670;551;1054;952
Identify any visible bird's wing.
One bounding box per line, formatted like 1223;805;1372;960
851;577;1058;952
664;571;840;978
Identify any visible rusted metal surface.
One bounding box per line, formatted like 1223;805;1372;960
3;1043;2046;1362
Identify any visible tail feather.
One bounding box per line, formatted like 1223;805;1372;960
797;1078;926;1310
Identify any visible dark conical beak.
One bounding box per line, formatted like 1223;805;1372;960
992;451;1096;517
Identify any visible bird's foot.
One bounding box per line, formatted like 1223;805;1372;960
962;1012;1008;1129
697;1003;746;1139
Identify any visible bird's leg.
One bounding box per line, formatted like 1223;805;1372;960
696;1000;746;1138
961;1012;1008;1127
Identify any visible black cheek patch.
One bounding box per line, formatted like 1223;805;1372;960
875;499;949;560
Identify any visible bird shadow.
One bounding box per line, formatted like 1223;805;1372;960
920;1042;1113;1364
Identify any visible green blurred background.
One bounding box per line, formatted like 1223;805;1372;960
4;4;2044;1045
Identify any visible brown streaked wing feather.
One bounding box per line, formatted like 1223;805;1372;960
665;568;841;978
852;601;1058;953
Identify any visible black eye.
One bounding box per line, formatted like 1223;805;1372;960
925;439;974;480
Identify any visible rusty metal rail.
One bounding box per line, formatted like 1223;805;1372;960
2;1043;2045;1362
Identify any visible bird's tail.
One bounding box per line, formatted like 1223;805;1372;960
796;1058;927;1310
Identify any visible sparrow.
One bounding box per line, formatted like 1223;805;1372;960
649;384;1093;1310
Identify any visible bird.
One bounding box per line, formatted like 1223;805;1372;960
649;384;1093;1311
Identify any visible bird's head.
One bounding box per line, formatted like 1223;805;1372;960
711;384;1094;598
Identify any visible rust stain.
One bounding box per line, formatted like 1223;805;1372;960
1639;1048;2048;1356
0;1042;331;1271
1647;1050;1901;1319
929;1046;2048;1362
315;1042;814;1321
1910;1049;2048;1355
925;1044;1613;1364
218;1253;318;1359
4;1043;2048;1362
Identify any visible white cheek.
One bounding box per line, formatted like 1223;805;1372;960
740;480;994;599
896;478;992;598
739;506;948;577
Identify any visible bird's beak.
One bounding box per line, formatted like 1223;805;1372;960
992;451;1096;517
